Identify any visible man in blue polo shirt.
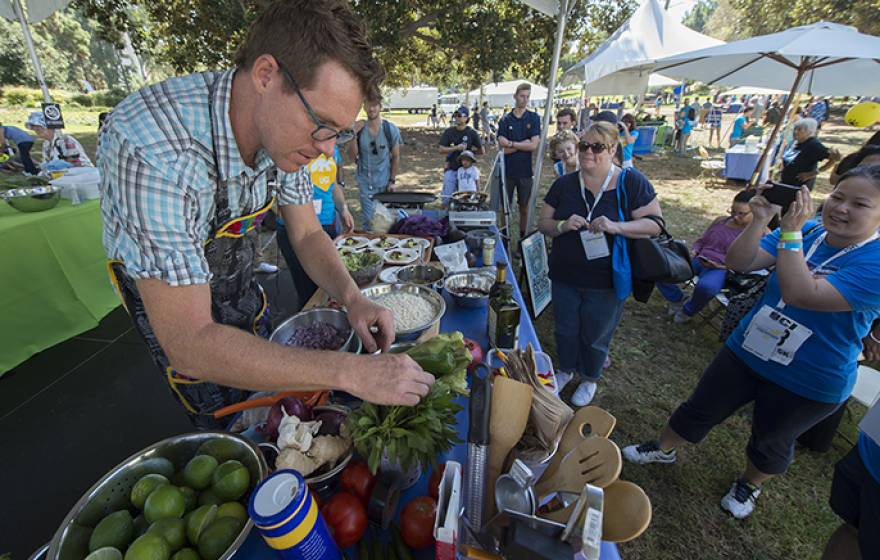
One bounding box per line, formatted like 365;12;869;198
498;83;541;238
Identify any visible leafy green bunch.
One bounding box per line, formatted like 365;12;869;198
347;385;462;475
405;331;472;396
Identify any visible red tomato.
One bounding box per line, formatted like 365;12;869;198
463;338;483;372
320;492;367;548
340;461;376;505
428;465;446;501
401;496;437;550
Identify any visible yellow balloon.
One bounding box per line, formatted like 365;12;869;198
845;102;880;128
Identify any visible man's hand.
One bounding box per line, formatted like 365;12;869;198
340;207;355;233
344;295;395;353
346;353;435;406
386;181;396;192
498;137;512;149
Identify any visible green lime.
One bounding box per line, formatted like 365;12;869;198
197;440;241;463
147;517;187;552
178;487;198;513
89;510;134;552
123;533;170;560
145;457;176;479
133;515;150;538
185;504;217;546
215;502;247;524
170;548;200;560
85;547;124;560
144;485;186;523
210;460;249;501
131;474;170;511
197;489;224;507
183;455;218;490
197;517;244;560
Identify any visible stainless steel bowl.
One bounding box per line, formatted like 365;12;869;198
361;283;446;342
47;431;268;560
395;264;445;290
444;270;494;308
1;185;62;213
269;308;360;353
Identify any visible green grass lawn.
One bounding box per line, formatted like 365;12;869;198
4;101;877;559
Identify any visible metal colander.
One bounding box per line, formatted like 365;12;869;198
46;431;268;560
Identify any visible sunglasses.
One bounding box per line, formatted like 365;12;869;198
276;58;355;145
370;140;380;155
578;141;610;153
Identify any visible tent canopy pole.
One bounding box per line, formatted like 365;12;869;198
12;0;51;103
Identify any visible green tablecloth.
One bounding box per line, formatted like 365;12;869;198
0;199;120;374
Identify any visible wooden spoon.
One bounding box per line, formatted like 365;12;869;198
486;376;533;518
535;437;622;500
541;406;617;484
602;480;652;543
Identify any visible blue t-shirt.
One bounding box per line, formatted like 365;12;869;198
726;223;880;403
1;125;33;145
498;109;542;178
544;168;656;289
730;116;747;139
859;432;880;485
621;130;639;163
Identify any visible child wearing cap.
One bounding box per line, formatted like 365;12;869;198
456;150;480;192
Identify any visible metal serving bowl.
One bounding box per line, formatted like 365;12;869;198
46;431;268;560
444;270;494;308
1;185;62;213
269;308;361;353
395;264;445;290
361;283;446;342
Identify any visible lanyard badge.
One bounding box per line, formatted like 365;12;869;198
578;166;616;261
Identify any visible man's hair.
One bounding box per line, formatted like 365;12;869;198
234;0;384;103
515;83;531;94
556;107;576;122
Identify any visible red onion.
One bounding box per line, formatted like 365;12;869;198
314;410;346;436
260;396;309;439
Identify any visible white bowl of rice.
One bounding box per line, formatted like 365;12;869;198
361;283;446;342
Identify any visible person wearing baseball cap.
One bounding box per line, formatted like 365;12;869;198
25;111;93;169
455;149;480;193
439;105;484;198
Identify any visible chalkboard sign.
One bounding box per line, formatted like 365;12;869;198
520;231;551;318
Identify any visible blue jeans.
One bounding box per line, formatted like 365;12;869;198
656;258;727;316
357;179;388;231
552;282;626;382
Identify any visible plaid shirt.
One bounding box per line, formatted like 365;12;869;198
98;69;312;286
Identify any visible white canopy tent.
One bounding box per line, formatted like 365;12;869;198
720;86;788;97
468;80;549;108
0;0;73;102
559;0;724;95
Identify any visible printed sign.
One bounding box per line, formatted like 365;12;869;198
42;103;64;129
520;231;552;318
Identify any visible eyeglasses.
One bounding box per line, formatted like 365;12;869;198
730;209;752;217
275;59;355;145
578;141;610;153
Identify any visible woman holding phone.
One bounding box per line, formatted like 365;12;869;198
623;166;880;520
656;190;760;323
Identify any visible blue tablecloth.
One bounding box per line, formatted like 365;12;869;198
633;126;656;155
238;240;621;559
724;145;762;181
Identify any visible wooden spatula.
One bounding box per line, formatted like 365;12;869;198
486;376;533;518
602;480;652;543
541;406;617;484
535;436;622;500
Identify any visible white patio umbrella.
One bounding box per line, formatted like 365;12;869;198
0;0;73;102
653;21;880;184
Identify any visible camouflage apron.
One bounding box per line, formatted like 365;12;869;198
108;86;276;429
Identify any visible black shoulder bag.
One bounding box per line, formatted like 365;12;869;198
629;215;695;284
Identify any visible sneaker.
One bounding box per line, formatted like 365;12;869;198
555;371;574;393
603;356;612;369
255;262;278;274
667;301;684;316
673;310;692;324
571;380;597;407
622;440;677;465
720;479;762;519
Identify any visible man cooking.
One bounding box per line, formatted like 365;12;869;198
98;0;433;428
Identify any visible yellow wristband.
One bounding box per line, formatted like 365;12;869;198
556;220;565;233
780;231;803;241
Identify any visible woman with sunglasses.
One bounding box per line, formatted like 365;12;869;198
538;121;662;406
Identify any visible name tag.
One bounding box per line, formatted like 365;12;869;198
580;230;610;260
741;305;813;365
312;199;323;216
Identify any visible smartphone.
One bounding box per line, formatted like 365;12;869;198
762;182;801;209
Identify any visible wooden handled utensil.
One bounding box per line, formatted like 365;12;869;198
602;480;652;543
535;436;622;501
541;406;617;484
486;376;533;518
